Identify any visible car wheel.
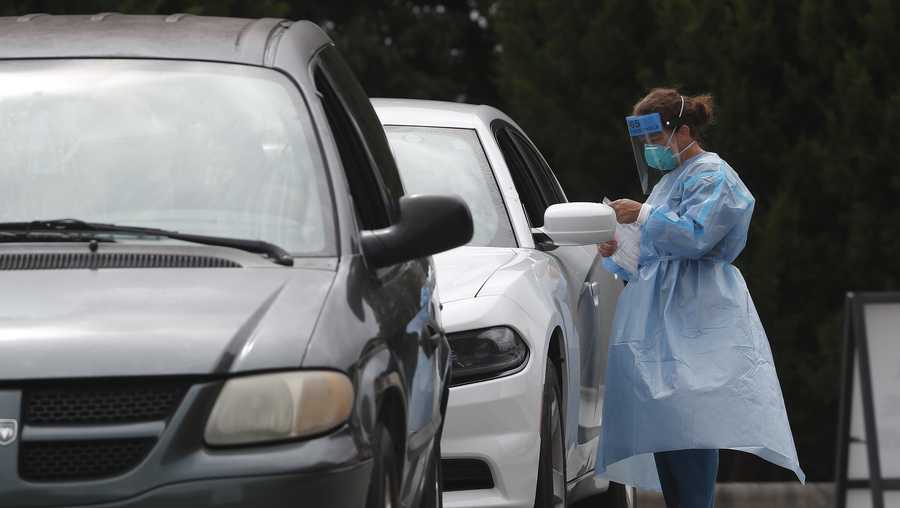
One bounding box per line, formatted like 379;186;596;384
534;361;565;508
367;426;400;508
575;482;635;508
420;437;443;508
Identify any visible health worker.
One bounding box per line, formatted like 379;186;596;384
596;88;805;508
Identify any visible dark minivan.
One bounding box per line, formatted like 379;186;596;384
0;14;472;508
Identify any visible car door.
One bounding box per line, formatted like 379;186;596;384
492;121;621;480
313;46;447;506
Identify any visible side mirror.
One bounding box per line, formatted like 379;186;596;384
539;202;616;246
361;194;474;268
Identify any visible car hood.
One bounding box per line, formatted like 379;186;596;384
0;265;336;380
432;246;517;303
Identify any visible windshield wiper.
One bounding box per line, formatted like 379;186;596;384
0;219;294;267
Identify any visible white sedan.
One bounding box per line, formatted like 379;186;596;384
374;99;633;508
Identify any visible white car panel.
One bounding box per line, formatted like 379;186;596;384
374;99;623;507
440;295;545;508
432;247;517;303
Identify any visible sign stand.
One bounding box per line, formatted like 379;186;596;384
834;292;900;508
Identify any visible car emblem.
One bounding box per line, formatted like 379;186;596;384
0;420;18;446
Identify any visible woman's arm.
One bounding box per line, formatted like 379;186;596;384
642;168;754;259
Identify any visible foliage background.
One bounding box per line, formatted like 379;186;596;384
5;0;899;483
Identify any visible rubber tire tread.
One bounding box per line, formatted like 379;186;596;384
367;427;400;508
534;361;564;508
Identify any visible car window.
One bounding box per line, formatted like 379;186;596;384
494;125;546;227
0;59;334;256
385;126;516;248
508;129;567;205
314;66;391;230
317;46;404;223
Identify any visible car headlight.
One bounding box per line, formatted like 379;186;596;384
448;326;529;386
204;371;353;446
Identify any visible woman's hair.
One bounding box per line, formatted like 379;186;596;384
633;88;714;138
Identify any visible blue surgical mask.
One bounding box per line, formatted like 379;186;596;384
644;143;678;172
644;129;696;172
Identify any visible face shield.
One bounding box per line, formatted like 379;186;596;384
627;95;694;193
626;112;668;194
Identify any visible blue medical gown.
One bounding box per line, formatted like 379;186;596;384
596;152;805;491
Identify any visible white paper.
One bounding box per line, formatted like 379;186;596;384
603;198;641;275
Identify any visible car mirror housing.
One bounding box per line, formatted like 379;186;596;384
361;194;474;268
540;202;616;246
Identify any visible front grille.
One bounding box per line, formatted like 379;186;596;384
20;439;155;482
442;459;495;491
0;252;242;270
24;381;188;425
19;380;191;483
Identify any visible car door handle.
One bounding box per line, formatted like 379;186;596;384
585;281;600;306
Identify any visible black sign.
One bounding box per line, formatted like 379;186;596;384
835;292;900;508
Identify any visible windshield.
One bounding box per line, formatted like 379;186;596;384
385;126;515;248
0;59;334;256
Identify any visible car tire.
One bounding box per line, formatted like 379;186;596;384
367;426;400;508
419;437;443;508
421;383;448;508
574;482;635;508
534;361;565;508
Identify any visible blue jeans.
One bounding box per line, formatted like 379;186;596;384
654;449;719;508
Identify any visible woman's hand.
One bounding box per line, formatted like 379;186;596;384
610;199;643;224
598;240;618;258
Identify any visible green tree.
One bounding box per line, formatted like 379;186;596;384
2;1;500;102
495;0;900;482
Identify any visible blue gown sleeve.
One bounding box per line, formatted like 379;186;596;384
601;256;634;282
642;167;754;259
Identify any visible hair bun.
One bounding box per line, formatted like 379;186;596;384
690;94;715;129
633;88;715;138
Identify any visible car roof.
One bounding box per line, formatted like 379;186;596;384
372;98;521;131
0;14;330;65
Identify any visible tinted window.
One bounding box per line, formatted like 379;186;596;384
495;127;546;227
385;126;516;248
508;129;567;205
317;47;404;214
0;59;334;256
315;67;391;230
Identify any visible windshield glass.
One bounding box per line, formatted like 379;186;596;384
0;59;334;256
385;126;515;248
